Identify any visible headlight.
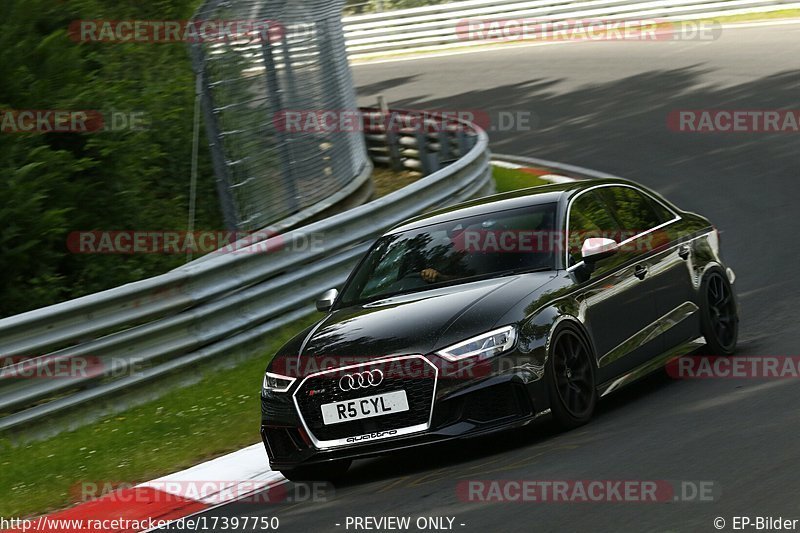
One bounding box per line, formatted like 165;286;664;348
436;325;517;362
262;371;296;393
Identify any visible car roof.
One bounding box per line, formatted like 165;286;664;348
388;177;637;234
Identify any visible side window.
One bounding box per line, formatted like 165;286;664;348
598;187;664;237
645;195;676;224
567;191;619;266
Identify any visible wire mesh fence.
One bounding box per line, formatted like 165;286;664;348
191;0;369;231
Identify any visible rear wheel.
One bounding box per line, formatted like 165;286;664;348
546;325;597;429
279;459;352;482
700;269;738;356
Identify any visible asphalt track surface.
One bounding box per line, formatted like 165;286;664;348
161;24;800;532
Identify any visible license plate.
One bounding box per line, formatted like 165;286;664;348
321;390;409;425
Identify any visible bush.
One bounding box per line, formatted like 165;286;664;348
0;0;222;317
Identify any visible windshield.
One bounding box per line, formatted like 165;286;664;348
340;204;557;306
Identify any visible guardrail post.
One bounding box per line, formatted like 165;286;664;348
456;129;470;157
378;96;403;171
415;130;439;175
438;129;451;163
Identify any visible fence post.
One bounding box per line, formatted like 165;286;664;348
191;56;240;230
261;27;301;215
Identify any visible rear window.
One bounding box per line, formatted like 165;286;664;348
597;187;665;235
567;191;620;266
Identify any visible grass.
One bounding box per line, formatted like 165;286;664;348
371;166;423;198
492;164;551;193
710;9;800;23
1;162;547;518
0;314;319;518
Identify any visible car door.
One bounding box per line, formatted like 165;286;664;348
595;185;692;370
600;186;698;352
566;189;662;384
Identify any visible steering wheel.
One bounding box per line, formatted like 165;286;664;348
384;271;427;293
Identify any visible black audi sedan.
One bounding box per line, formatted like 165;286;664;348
260;177;738;481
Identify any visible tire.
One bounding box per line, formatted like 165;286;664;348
700;269;738;356
546;324;598;430
279;459;352;482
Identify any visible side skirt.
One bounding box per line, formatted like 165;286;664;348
597;336;706;397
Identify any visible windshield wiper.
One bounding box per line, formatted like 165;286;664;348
494;266;554;276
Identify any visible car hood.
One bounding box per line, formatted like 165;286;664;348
272;272;555;375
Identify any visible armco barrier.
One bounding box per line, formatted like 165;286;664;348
342;0;800;58
0;109;493;433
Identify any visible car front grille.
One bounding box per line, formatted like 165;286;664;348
293;355;437;448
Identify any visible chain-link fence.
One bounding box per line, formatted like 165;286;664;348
191;0;370;231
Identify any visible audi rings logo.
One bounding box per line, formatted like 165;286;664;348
339;369;384;391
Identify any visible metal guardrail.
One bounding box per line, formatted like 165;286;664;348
0;109;493;433
362;107;481;174
343;0;800;58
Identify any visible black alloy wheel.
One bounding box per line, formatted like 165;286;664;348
701;269;738;355
547;325;597;429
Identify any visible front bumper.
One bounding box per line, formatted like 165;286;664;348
261;361;550;470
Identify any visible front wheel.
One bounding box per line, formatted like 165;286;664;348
546;324;597;430
700;269;738;356
279;459;352;482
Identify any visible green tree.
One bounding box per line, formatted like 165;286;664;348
0;0;222;317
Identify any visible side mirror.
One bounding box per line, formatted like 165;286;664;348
315;288;339;312
581;237;618;264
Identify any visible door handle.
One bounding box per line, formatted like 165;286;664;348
634;265;648;280
678;244;691;260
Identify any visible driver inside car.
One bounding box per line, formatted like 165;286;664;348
419;215;544;283
418;224;474;284
420;267;457;283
